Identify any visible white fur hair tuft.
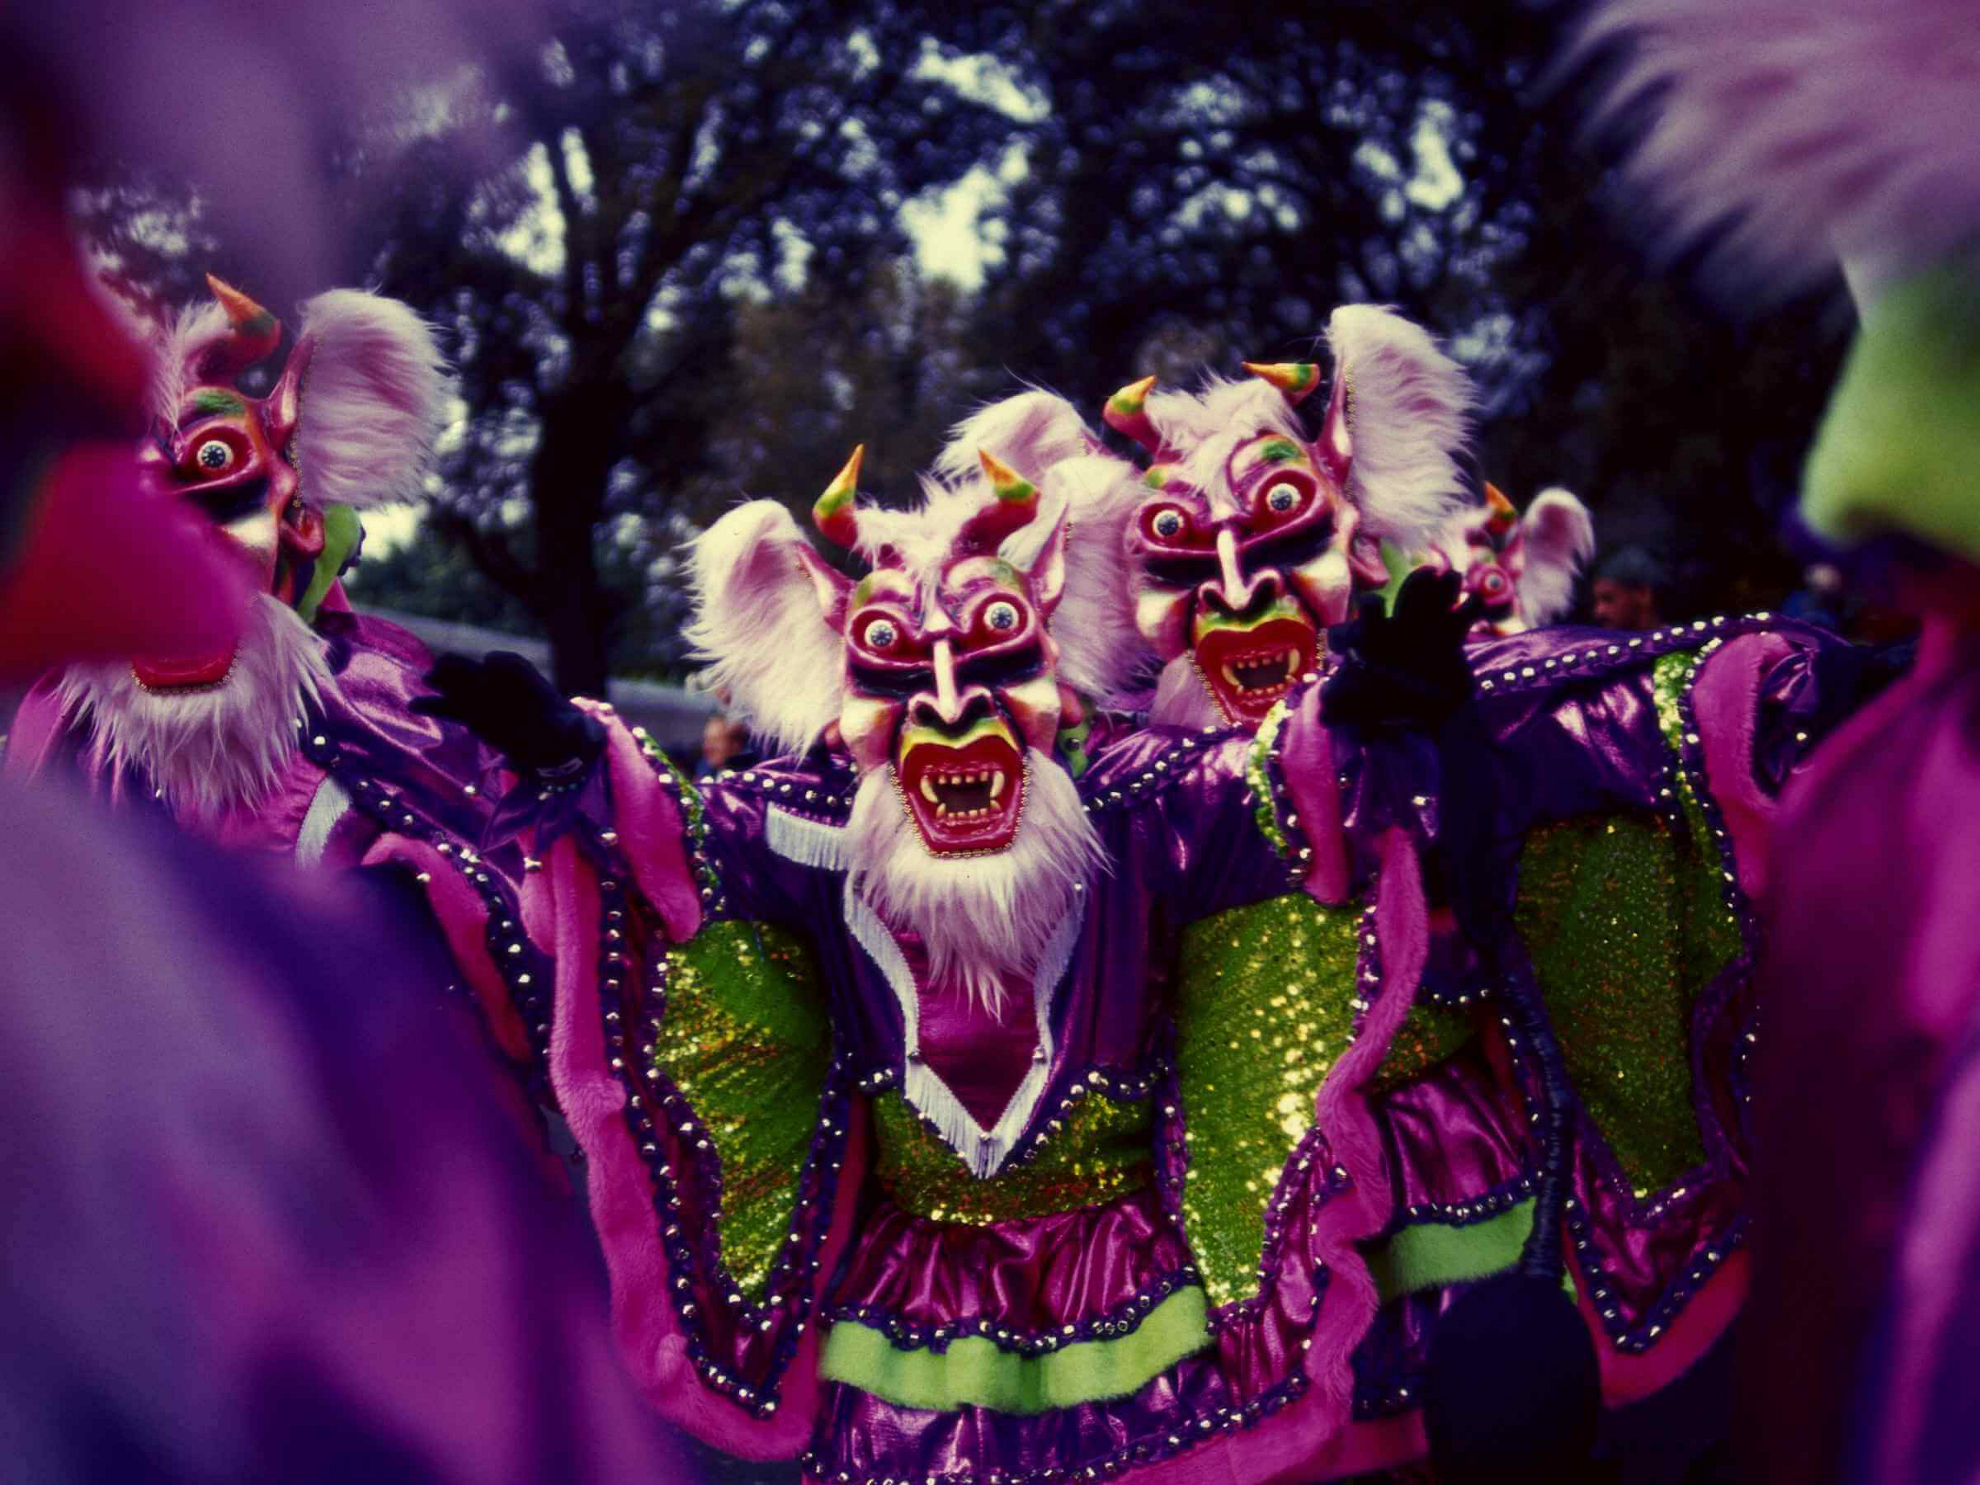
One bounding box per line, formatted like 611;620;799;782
1326;304;1476;549
56;595;331;823
1574;0;1980;302
293;290;451;511
934;390;1146;703
683;500;846;756
1518;488;1596;626
147;300;230;426
845;748;1104;1012
934;388;1098;486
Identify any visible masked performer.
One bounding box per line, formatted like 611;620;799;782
420;419;1527;1481
1421;483;1595;637
1575;2;1979;1480
992;307;1846;1474
7;277;550;1081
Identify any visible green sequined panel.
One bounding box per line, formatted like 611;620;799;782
1512;652;1744;1195
1173;893;1369;1309
649;920;829;1303
872;1091;1153;1225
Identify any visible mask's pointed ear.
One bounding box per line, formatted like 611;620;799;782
1027;508;1071;619
684;500;848;754
292;290;450;511
1516;487;1596;627
1317;359;1352;484
795;540;853;625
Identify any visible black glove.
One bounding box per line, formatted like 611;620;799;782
412;651;604;776
1321;567;1480;732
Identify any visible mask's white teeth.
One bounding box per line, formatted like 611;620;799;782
935;800;949;816
1222;662;1240;687
920;777;939;802
990;771;1006;799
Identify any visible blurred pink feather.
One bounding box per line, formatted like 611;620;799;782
1575;0;1980;300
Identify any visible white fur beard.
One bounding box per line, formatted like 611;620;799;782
844;748;1104;1014
1149;655;1226;730
57;595;333;824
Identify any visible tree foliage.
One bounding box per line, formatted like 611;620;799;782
80;0;1851;689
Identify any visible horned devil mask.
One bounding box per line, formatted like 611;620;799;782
1097;305;1477;729
684;446;1125;1001
56;276;448;818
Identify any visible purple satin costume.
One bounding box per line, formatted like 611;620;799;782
510;613;1843;1483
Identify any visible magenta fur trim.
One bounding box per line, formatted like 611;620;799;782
1303;828;1427;1419
544;836;848;1458
582;703;701;942
1691;633;1793;901
365;833;533;1067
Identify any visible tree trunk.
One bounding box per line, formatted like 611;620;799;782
527;386;627;699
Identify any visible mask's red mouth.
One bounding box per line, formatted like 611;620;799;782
896;723;1026;855
1193;614;1318;725
131;643;239;692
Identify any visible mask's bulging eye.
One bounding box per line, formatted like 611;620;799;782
196;439;235;474
1480;568;1510;599
1264;481;1300;514
862;617;899;651
984;600;1020;633
1149;507;1186;540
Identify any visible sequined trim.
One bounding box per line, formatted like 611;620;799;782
1172;892;1365;1308
300;719;555;1070
870;1086;1153;1225
647;920;831;1302
604;882;856;1417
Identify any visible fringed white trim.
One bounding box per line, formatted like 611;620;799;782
295;776;352;868
764;806;851;871
846;887;1087;1179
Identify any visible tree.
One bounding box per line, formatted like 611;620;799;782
345;0;1018;693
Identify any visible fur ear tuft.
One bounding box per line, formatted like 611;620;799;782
683;500;847;756
1574;0;1980;303
1519;488;1597;626
293;290;451;511
1019;454;1149;704
936;389;1098;486
1326;304;1475;550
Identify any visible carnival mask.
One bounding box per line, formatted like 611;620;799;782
1095;306;1477;730
809;448;1069;856
1425;484;1595;637
1114;365;1384;726
131;276;446;690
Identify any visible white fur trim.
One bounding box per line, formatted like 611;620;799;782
1326;304;1476;549
293;290;451;511
1518;488;1596;627
56;595;332;823
684;500;847;755
842;753;1104;1012
296;775;353;867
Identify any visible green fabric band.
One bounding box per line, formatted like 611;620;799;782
818;1285;1211;1415
1364;1200;1575;1302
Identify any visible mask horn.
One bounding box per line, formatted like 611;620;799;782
199;274;283;380
1241;360;1321;405
958;449;1041;554
812;445;864;549
1482;481;1519;541
1102;374;1167;458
